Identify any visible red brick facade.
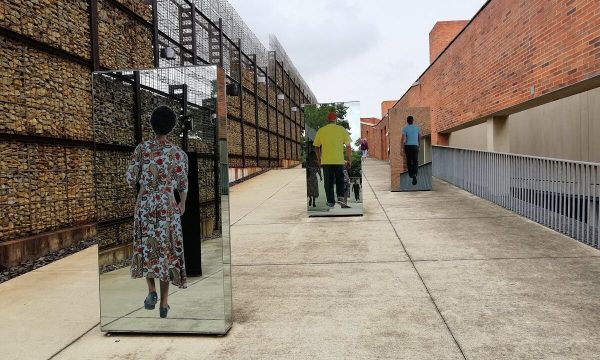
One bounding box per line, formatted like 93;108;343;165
392;0;600;145
381;101;397;117
429;20;469;64
361;116;389;160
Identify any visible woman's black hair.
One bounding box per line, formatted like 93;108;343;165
150;105;177;135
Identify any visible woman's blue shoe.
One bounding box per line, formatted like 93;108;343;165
159;305;170;318
144;291;158;310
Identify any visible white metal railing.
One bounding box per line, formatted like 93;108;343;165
432;146;600;248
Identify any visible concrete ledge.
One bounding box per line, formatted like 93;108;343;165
98;243;132;268
0;224;96;268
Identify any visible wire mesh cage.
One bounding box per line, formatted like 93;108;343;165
92;66;220;255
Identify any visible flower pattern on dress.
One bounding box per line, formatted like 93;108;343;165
125;138;189;288
306;161;321;198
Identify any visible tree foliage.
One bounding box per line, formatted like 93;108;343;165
304;103;350;131
348;150;362;178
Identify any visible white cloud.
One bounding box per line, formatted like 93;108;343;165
228;0;485;118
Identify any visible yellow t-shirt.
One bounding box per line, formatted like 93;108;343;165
313;123;351;165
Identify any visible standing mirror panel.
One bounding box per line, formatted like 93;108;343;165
389;107;433;192
304;101;363;217
93;66;231;334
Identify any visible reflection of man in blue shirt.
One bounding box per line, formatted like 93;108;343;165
401;116;420;185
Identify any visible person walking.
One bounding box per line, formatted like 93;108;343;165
125;105;188;319
401;115;420;185
360;138;369;158
352;180;361;201
313;111;352;209
306;150;322;207
341;165;351;208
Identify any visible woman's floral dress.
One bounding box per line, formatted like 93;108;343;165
306;160;321;198
125;138;189;288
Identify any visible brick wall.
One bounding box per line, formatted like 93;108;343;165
0;0;311;267
394;0;600;143
380;100;397;117
429;20;469;63
361;117;389;161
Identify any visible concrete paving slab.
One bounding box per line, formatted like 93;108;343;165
373;186;483;205
7;158;600;360
229;169;302;224
234;171;385;225
214;263;463;360
393;216;600;261
99;269;224;323
0;247;99;360
231;221;408;265
54;263;463;360
98;236;229;334
384;196;516;221
235;199;387;225
415;257;600;359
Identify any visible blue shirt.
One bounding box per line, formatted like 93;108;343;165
402;124;420;146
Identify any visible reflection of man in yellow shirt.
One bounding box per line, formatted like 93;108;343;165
313;112;352;208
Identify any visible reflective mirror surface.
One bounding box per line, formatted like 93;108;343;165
390;107;432;192
93;66;231;334
304;102;363;216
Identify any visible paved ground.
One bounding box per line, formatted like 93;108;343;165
2;158;600;359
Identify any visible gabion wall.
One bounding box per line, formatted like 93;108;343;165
93;72;219;253
0;0;314;265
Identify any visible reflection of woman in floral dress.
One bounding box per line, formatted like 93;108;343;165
306;150;322;207
125;106;188;319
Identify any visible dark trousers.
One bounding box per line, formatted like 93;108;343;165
354;190;360;201
404;145;419;178
322;165;345;205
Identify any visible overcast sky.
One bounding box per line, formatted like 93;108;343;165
228;0;485;118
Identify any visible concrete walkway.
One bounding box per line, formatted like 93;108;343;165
3;158;600;359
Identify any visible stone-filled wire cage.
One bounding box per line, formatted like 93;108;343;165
0;0;316;268
93;66;219;267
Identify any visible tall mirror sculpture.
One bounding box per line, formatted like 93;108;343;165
304;102;363;217
93;66;232;334
389;107;433;191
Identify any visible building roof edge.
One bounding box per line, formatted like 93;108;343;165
390;0;493;111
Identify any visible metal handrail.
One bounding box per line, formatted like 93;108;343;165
433;145;600;167
432;146;600;248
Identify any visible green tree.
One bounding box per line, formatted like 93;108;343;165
348;150;362;178
304;103;350;131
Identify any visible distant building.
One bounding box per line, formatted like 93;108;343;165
360;115;387;161
374;0;599;162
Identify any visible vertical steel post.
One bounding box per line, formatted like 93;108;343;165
584;164;588;241
284;68;289;161
218;18;224;67
253;54;260;166
191;3;198;65
576;163;581;240
214;67;226;233
181;84;189;151
152;0;160;68
266;66;271;166
237;39;245;169
89;0;100;71
133;71;143;144
592;166;600;248
274;54;280;166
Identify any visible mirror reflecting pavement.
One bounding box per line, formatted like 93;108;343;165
304;101;363;217
93;66;231;334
